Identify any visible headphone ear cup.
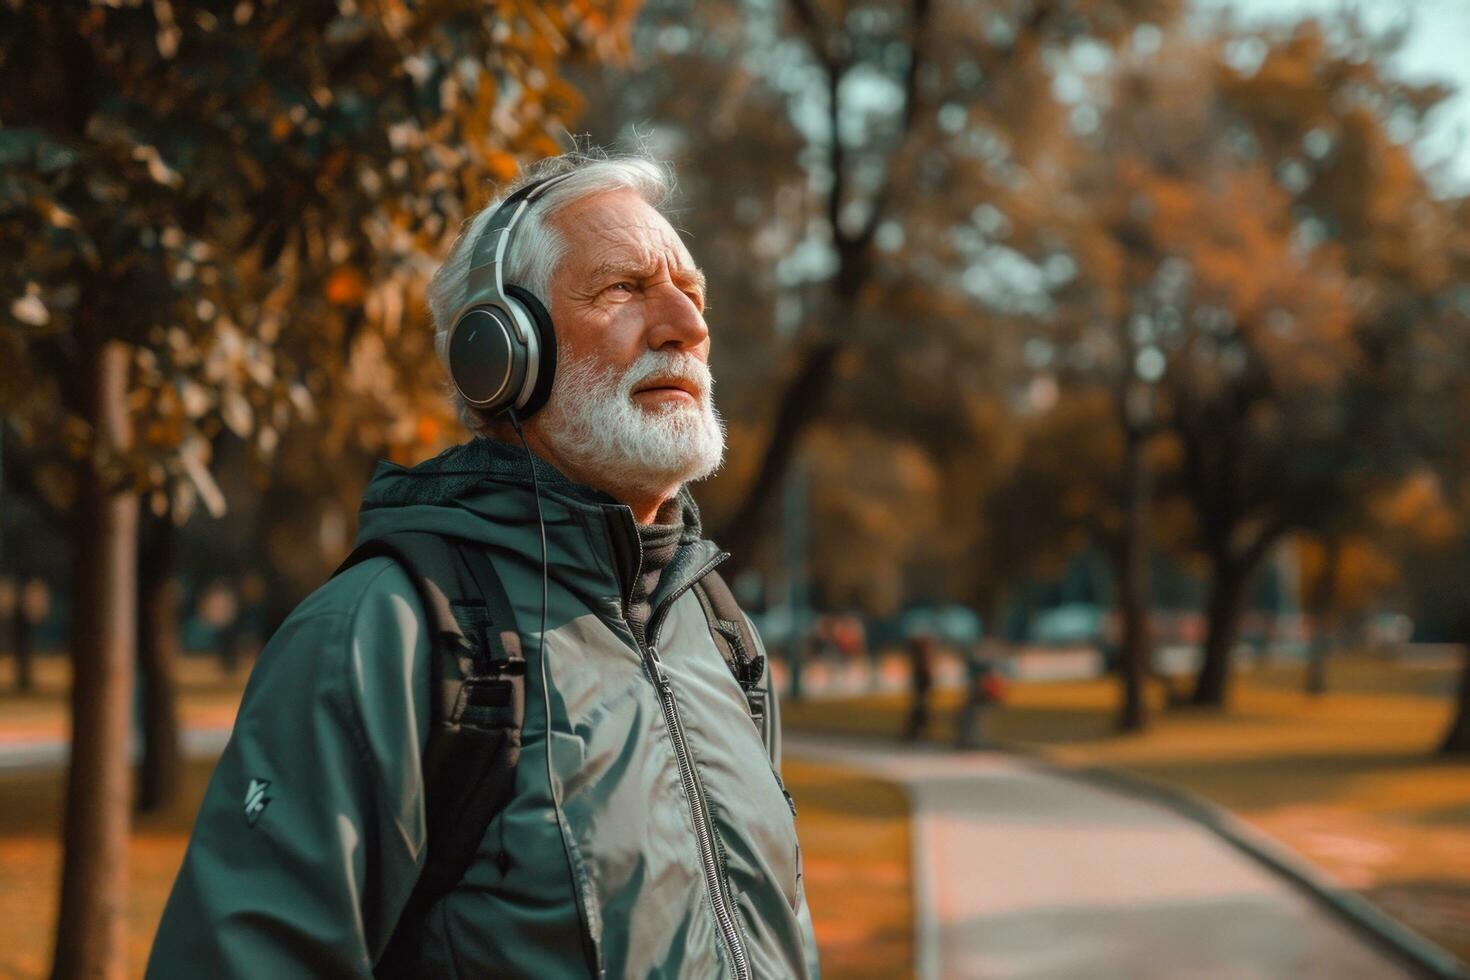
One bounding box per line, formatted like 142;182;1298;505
505;284;557;417
448;305;523;413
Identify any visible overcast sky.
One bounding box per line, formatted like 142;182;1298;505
1192;0;1470;194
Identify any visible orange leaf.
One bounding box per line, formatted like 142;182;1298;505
326;267;366;307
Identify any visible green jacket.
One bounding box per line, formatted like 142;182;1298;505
147;439;819;978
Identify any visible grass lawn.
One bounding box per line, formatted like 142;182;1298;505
787;758;913;979
0;758;217;979
0;656;913;979
784;652;1470;963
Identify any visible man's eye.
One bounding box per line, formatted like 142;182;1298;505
609;282;635;293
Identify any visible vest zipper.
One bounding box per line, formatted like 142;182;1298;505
644;642;751;980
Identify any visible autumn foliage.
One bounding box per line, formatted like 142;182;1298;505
3;1;1470;974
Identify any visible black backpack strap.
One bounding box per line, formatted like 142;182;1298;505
690;570;768;729
334;532;524;975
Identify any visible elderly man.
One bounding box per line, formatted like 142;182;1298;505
148;150;820;978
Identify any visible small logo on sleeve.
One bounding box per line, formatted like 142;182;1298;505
244;778;273;827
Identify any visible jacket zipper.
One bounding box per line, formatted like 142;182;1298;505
645;644;750;980
639;551;750;980
645;550;728;645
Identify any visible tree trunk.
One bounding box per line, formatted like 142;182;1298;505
53;340;137;980
136;509;183;813
715;338;844;573
12;600;34;693
1115;425;1152;733
1190;553;1250;707
1439;645;1470;756
1305;534;1340;697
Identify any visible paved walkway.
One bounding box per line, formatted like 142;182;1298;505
786;733;1416;980
1;722;1436;977
0;725;230;773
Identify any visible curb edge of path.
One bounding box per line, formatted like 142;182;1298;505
783;732;944;980
908;781;941;980
1019;751;1470;980
785;730;1469;980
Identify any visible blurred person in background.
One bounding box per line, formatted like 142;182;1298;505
956;640;1007;750
902;629;936;741
147;149;818;979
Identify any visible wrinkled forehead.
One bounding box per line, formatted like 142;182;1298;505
553;189;697;274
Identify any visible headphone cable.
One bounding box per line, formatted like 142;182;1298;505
506;409;549;691
506;409;594;968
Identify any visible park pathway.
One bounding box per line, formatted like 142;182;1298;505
0;725;230;773
2;715;1446;977
786;732;1420;980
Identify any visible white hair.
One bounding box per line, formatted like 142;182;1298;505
428;148;675;435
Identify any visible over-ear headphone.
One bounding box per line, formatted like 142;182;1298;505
447;172;575;419
449;174;578;910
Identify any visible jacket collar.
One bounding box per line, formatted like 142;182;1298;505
358;437;719;605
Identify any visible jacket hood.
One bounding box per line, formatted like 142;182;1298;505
354;437;707;550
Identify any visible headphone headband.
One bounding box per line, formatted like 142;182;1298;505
458;172;575;323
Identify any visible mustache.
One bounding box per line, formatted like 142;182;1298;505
620;351;713;398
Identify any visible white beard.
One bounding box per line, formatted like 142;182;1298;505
539;349;726;496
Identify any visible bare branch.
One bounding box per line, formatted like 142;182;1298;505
825;59;848;247
787;0;837;75
854;0;937;250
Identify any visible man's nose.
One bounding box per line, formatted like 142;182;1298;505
646;284;709;353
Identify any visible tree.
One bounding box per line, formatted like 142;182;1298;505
1174;20;1456;705
136;490;184;812
1016;15;1460;711
1378;469;1470;755
1003;29;1346;717
1438;199;1470;755
0;2;635;974
1396;196;1470;754
1296;524;1400;695
585;0;1184;569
